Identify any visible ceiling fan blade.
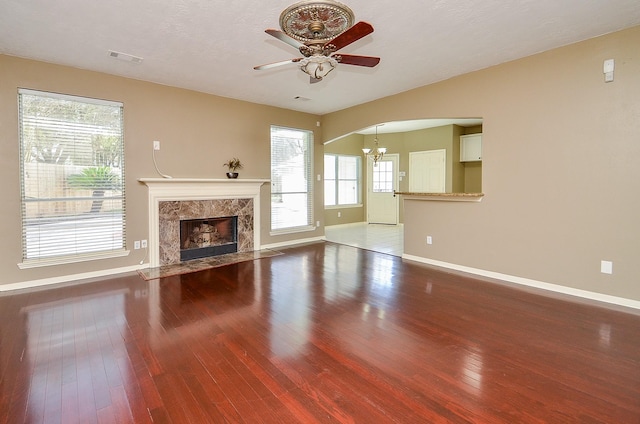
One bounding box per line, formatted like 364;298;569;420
326;21;374;52
265;29;305;50
334;54;380;67
254;58;302;70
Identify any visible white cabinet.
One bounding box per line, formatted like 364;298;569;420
460;133;482;162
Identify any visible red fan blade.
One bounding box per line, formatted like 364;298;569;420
325;21;374;52
334;54;380;67
265;29;305;49
254;58;302;70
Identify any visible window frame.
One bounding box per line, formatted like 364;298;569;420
270;125;314;235
324;153;363;208
17;88;128;268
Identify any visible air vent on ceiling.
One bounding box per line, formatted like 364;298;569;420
108;50;143;64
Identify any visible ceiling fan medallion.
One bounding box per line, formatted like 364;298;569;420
279;0;355;43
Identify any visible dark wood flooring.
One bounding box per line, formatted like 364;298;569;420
1;242;639;423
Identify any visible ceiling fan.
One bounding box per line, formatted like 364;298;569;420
254;0;380;83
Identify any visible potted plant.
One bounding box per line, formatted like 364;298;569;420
223;158;243;178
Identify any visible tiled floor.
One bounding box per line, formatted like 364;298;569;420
324;222;404;256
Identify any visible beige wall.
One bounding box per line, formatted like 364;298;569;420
322;26;640;302
0;55;322;286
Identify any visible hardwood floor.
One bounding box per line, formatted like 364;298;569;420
1;242;639;423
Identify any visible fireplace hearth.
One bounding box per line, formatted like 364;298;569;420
180;216;238;261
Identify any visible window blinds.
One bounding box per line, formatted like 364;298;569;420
270;126;313;232
324;154;360;206
18;89;126;267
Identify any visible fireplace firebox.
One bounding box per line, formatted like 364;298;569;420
179;216;238;261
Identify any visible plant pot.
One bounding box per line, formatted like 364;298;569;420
226;172;239;179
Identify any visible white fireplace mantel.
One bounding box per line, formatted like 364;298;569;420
139;178;269;267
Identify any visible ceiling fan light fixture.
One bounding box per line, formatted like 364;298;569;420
299;55;338;80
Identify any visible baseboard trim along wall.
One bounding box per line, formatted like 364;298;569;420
0;264;147;292
403;254;640;312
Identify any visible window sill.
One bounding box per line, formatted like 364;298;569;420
393;192;484;202
18;249;130;269
324;204;363;210
270;225;316;237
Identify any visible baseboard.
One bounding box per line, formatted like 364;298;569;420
402;254;640;312
0;264;148;292
262;236;325;250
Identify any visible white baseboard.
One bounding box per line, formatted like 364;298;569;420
0;264;148;292
402;254;640;312
262;236;325;250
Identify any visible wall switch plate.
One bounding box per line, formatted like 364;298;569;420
134;241;141;250
426;236;433;245
600;260;613;274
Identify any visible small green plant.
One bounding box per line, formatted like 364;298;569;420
223;158;243;172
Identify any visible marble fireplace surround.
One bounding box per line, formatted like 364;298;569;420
139;178;269;267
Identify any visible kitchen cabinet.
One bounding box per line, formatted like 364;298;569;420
460;133;482;162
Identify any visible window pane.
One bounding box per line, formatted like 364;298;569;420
19;89;126;263
372;159;393;193
271;193;309;230
338;180;358;204
324;180;336;206
324;155;336;179
338;156;357;179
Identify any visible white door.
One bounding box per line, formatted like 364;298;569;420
367;154;399;224
409;149;446;193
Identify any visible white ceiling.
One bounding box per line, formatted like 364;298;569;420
1;0;639;116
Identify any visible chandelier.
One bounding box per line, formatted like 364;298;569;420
362;124;386;166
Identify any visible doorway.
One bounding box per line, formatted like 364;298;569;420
366;154;399;224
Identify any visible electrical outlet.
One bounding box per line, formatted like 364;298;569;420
153;140;160;151
134;240;141;250
338;212;341;218
141;239;147;248
426;236;433;245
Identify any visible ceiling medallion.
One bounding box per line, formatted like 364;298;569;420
279;0;355;43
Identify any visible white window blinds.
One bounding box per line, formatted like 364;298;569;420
18;89;126;267
270;126;313;232
324;154;361;206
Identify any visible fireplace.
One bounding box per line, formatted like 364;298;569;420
180;216;238;261
139;178;269;267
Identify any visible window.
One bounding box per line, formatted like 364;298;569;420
372;160;394;193
18;89;126;267
324;154;361;206
270;126;313;233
